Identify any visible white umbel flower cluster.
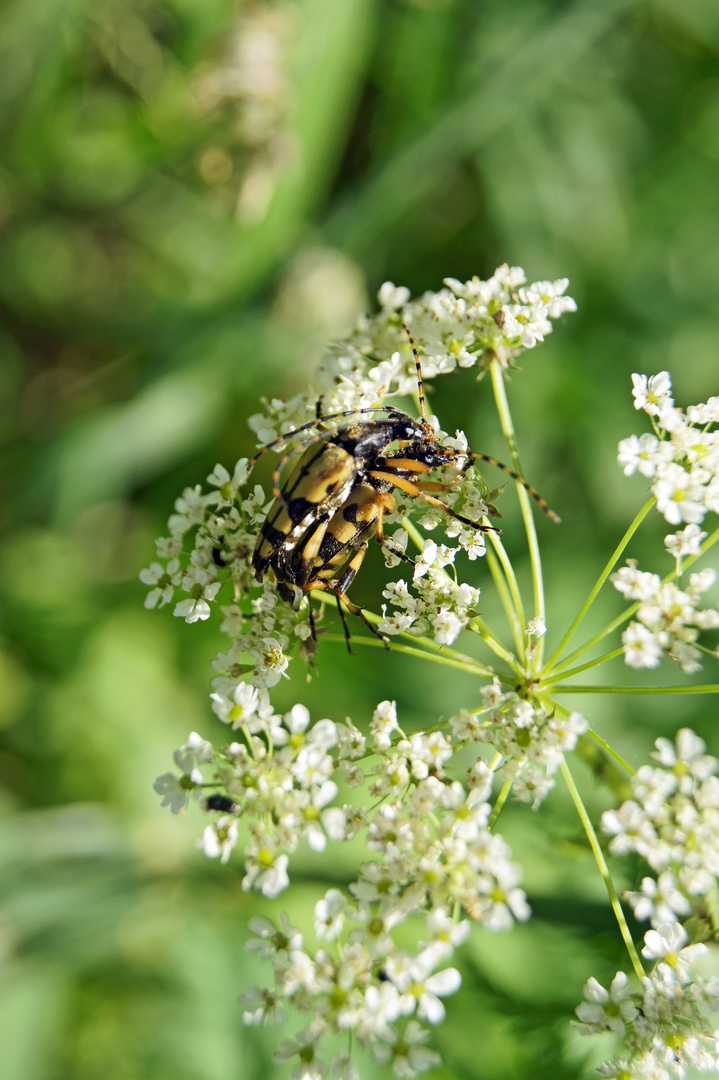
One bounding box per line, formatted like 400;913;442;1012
602;729;719;908
157;696;535;1076
140;269;576;689
619;371;719;527
250;266;576;439
575;920;719;1079
574;729;719;1077
612;562;719;674
450;679;588;808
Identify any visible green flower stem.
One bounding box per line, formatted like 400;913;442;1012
311;583;510;679
550;683;719;695
401;515;519;673
547;700;635;775
541;648;625;684
546;520;719;680
407;630;507;677
320;633;496;678
488;777;512;831
484;544;525;657
560;758;645;982
545;603;640;678
584;728;635;775
544;496;655;672
487;529;526;655
401;515;432;554
490;360;545;670
468;612;522;674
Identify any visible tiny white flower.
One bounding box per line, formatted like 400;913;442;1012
314;888;346;940
641;921;707;984
665;523;707;559
413;540;438;581
242;850;290;898
373;1019;441;1076
139;558;180;608
378;282;411;310
618;433;662;477
198;817;238;864
153;770;197;814
626;872;691;926
371;700;401;751
621;622;663;668
632;372;673;415
575;972;638;1035
210;682;259;729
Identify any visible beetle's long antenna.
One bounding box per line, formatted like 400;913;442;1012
467;452;561;524
403;323;428;423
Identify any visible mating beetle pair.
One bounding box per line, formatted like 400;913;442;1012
250;327;558;649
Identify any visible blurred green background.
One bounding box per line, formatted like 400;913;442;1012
1;0;718;1077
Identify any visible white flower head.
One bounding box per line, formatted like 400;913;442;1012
632;372;673;415
378;282;411;310
641;921;707;984
198;817;238;864
665;524;707;560
575;972;638;1035
371;700;401;751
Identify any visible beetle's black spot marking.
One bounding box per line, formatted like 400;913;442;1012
285;444;330;495
260;523;290;547
288;497;317;523
342;501;359;523
318;533;344;562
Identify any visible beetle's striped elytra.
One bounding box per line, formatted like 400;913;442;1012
250;325;559;650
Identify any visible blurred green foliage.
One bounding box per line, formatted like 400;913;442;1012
1;0;718;1077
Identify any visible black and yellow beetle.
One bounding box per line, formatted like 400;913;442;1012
250;327;559;648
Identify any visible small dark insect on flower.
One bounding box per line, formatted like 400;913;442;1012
249;326;559;650
206;794;237;813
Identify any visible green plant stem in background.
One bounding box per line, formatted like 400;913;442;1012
468;612;521;673
402;515;521;673
488;777;512;830
561;759;645;982
547;521;719;679
490;360;545;669
550;683;719;696
320;634;495;679
486;529;526;656
542;648;625;683
545;496;656;672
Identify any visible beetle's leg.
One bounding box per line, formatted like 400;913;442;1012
334;541;368;596
307;593;317;642
335;594;354;655
334;541;390;649
412;481;455;493
369;470;501;534
308;545;391;651
378;539;414;566
374;497;414;566
338;591;390;650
